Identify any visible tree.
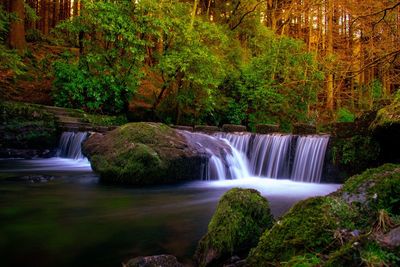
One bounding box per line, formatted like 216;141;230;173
53;1;147;114
8;0;26;51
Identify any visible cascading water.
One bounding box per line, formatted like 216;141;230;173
185;131;330;183
290;135;329;183
57;132;88;160
249;134;292;179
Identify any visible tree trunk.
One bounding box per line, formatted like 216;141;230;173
326;0;334;112
190;0;199;30
9;0;26;51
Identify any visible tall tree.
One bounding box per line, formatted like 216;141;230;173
8;0;26;51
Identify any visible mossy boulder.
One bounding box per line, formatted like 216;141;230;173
0;101;59;157
194;188;274;267
247;196;359;266
83;122;207;185
370;99;400;130
340;163;400;216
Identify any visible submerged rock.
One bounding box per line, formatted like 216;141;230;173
194;188;274;267
124;254;183;267
83;122;208;185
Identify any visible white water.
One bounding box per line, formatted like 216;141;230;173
53;130;331;184
186;132;330;183
250;134;292;179
57;132;88;160
291;135;330;183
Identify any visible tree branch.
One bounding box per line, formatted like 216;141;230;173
230;0;267;31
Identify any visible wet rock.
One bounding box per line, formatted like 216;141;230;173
376;226;400;249
194;188;274;267
83;123;233;185
339;163;400;215
10;174;56;183
124;254;183;267
292;123;316;135
222;124;247;133
194;125;220;133
0;148;56;159
171;125;194;132
254;124;280;134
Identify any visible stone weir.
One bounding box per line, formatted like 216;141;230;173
83;123;332;185
41;105;117;133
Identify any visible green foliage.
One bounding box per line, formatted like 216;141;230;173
331;135;380;175
337;108;355;122
282;253;322;267
150;1;230;125
195;188;274;266
360;242;400;266
235;27;323;129
53;1;146;114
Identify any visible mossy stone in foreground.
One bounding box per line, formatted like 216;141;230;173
194;188;274;267
340;163;400;216
83;122;204;185
247;196;358;266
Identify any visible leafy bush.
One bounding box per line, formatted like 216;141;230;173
52;1;145;114
337;108;355;122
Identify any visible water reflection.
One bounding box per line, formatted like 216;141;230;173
0;158;341;267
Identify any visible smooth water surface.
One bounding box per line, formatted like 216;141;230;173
0;158;341;267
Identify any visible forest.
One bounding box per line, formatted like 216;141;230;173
1;0;399;129
1;1;400;267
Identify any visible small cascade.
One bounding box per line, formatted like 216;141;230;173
57;132;88;160
291;135;329;183
215;133;251;154
249;134;292;178
207;154;227;181
179;131;251;180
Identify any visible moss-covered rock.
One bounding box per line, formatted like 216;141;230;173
247;196;359;266
340;163;400;216
194;188;274;267
0;101;59;157
370;99;400;130
83;122;207;185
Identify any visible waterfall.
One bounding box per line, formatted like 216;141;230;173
57;132;88;160
249;134;292;179
183;131;330;183
290;135;329;183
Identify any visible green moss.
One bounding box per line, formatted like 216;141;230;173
80;113;127;126
0;101;58;149
282;253;322;267
370;98;400;130
360;242;400;266
194;188;274;267
83;122;198;185
341;163;400;216
247;196;359;266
